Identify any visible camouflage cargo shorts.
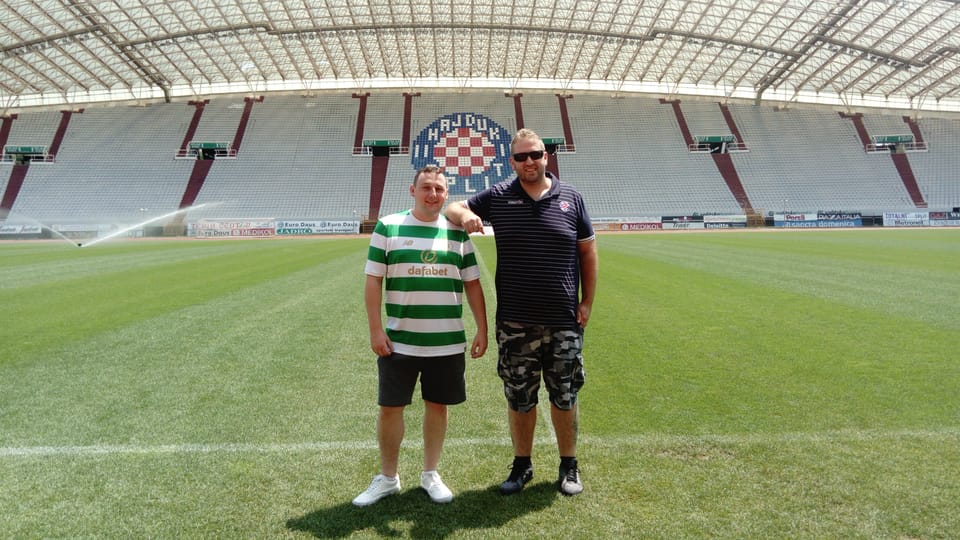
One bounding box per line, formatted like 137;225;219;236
496;321;586;413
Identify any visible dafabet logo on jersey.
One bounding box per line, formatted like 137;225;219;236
408;249;448;276
411;113;512;196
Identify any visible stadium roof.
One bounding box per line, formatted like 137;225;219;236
2;0;959;113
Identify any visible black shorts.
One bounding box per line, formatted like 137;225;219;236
377;352;467;407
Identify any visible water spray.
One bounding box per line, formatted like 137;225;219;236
77;203;212;248
1;211;78;246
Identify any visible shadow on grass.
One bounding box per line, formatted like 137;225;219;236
287;481;559;538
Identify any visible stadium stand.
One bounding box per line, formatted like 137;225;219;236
189;94;371;221
861;113;919;142
2;90;958;229
561;94;742;217
362;93;405;143
515;93;565;140
3;110;61;149
675;100;735;143
726;104;915;215
908;117;960;211
7;105;193;223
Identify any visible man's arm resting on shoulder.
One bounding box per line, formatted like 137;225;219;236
444;201;484;234
577;238;598;328
364;274;392;356
463;278;488;358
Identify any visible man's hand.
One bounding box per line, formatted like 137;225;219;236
461;212;485;234
470;331;488;358
576;302;592;328
369;329;393;357
445;201;484;234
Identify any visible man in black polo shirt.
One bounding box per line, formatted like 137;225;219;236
445;128;598;496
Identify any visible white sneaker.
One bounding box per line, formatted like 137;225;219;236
420;471;453;503
352;474;401;507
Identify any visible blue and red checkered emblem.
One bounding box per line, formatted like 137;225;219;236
411;113;512;196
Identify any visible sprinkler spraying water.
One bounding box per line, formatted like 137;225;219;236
3;203;220;247
77;202;216;248
0;211;79;246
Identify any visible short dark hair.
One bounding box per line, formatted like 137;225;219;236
413;165;445;186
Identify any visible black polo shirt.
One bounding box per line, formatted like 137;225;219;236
466;172;595;327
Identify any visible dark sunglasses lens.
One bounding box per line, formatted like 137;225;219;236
513;150;544;161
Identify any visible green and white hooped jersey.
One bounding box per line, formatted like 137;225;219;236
365;210;481;357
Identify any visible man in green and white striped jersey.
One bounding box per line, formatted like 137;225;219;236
354;165;488;507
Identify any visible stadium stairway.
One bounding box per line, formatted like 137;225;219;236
663;99;757;216
1;110;81;220
840;112;927;208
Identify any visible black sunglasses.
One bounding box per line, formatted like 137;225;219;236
512;150;545;162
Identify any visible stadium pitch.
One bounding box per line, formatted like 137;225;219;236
1;229;958;538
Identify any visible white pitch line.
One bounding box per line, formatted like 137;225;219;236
3;430;958;459
0;436;516;459
2;441;373;458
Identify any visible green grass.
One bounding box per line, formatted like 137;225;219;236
1;229;958;538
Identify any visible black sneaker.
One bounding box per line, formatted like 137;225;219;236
499;462;534;495
558;460;583;496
